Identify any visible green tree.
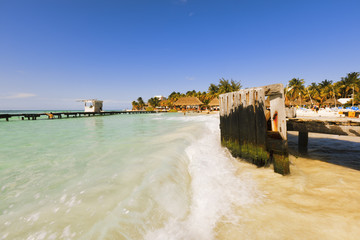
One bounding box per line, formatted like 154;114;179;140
186;90;197;96
318;79;333;103
131;101;139;110
148;97;161;108
336;72;360;98
287;78;305;101
137;97;145;110
230;79;241;91
208;83;219;97
218;78;242;94
307;82;320;102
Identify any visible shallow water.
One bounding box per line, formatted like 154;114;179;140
1;113;360;239
0;113;261;239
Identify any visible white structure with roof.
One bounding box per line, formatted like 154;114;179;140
78;99;103;112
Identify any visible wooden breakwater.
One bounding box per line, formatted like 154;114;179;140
287;117;360;154
219;84;289;175
0;110;157;121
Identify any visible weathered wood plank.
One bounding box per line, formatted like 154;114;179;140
287;118;360;137
262;84;284;96
219;83;289;175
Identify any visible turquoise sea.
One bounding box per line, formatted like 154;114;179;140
0;113;260;239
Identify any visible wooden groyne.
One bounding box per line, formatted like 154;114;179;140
287;117;360;154
219;84;289;175
0;111;157;121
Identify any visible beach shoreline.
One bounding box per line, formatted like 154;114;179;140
215;131;360;239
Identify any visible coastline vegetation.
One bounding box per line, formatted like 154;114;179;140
131;78;241;110
285;72;360;106
131;72;360;110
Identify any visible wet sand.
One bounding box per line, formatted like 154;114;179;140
216;132;360;240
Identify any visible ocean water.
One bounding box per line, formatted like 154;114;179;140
0;113;261;240
1;113;360;240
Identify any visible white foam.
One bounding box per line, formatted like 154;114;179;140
145;115;262;240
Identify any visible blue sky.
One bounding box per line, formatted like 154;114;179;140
1;0;359;110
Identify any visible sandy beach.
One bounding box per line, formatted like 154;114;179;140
216;131;360;240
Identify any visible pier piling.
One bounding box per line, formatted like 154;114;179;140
298;131;308;154
219;84;289;175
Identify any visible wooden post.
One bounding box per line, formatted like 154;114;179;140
298;131;308;154
268;90;289;175
219;83;289;175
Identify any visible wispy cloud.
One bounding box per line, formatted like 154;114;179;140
179;0;187;3
0;93;37;99
186;76;195;81
188;12;195;17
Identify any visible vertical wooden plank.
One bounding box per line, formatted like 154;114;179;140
298;131;308;154
268;84;289;175
254;88;268;166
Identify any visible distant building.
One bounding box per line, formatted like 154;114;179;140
208;97;220;110
78;99;103;112
154;95;166;100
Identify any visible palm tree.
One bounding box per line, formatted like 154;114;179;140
318;79;333;104
186;90;197;96
218;78;241;94
132;101;139;110
307;82;320;102
337;72;360;98
208;83;219;97
148;97;160;108
218;78;232;94
230;79;241;91
137;97;145;110
287;78;305;101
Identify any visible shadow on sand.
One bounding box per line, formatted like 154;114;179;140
288;132;360;171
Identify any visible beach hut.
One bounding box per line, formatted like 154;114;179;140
79;99;103;112
208;97;220;110
174;97;203;111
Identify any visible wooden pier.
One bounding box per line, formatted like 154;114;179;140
287;117;360;154
0;111;157;121
219;83;360;175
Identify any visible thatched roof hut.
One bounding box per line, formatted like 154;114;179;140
174;97;203;106
208;98;219;106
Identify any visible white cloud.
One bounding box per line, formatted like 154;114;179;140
188;12;195;17
0;93;37;99
186;76;195;81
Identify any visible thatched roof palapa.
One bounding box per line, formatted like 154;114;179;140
208;98;219;106
174;97;203;106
